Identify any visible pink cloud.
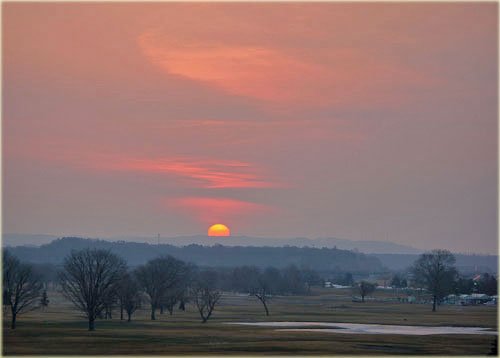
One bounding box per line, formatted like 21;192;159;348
138;32;322;104
92;156;283;189
138;29;438;108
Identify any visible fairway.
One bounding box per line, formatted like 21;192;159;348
3;288;497;355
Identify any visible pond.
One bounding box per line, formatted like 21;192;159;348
226;321;497;336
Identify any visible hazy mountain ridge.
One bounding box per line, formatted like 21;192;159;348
2;234;59;247
3;233;423;254
4;236;496;274
114;235;424;254
5;237;385;274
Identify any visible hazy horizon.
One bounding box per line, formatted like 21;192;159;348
3;3;498;254
2;232;497;256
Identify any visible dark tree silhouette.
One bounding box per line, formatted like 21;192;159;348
357;281;376;302
134;256;187;320
192;269;221;323
59;249;127;330
282;264;307;294
477;273;498;296
299;266;322;293
411;249;457;312
401;279;408;288
161;263;194;315
101;290;117;319
390;274;402;288
253;268;278;316
232;266;273;315
341;272;354;286
3;288;9;315
116;273;131;320
2;250;43;329
453;276;474;295
250;267;282;316
116;273;142;322
229;264;320;315
40;290;49;309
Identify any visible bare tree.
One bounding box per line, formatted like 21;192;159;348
116;273;131;320
232;265;315;315
192;269;221;323
125;292;142;322
116;279;125;320
162;262;195;315
477;273;498;296
59;249;127;330
411;249;457;311
161;285;189;315
232;266;264;313
3;288;10;315
282;264;307;295
101;290;117;319
134;256;187;320
253;271;273;316
3;250;43;329
39;290;50;310
244;266;277;316
300;266;322;293
176;264;196;312
356;281;376;302
116;273;141;322
390;274;402;288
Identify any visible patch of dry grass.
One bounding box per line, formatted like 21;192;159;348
3;288;497;355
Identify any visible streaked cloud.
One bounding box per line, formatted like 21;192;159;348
99;157;283;189
138;29;436;107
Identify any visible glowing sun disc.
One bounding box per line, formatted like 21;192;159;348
208;224;230;237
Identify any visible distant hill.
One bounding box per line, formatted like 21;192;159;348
110;235;423;254
3;233;422;254
371;253;498;274
2;234;58;247
5;237;385;274
302;237;422;254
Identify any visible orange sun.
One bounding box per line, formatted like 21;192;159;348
208;224;230;237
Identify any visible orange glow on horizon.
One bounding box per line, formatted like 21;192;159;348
208;224;230;237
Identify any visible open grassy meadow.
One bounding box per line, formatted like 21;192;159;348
3;287;497;355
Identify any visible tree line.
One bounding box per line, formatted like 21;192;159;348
3;248;496;330
347;250;497;310
3;248;322;330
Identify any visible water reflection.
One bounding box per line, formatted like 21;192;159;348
227;321;497;335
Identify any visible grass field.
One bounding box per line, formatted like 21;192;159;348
3;287;498;355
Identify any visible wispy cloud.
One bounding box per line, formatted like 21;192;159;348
138;29;437;107
138;32;320;104
101;157;282;189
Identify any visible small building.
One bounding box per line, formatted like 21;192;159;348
484;296;497;305
444;294;459;305
458;293;491;305
332;284;351;289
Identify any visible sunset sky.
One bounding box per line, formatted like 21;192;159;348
3;3;498;253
